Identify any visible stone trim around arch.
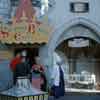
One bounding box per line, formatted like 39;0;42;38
56;24;100;48
39;17;100;71
48;17;100;52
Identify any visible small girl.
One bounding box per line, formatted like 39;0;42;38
31;64;47;91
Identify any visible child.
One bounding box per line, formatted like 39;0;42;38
31;64;47;91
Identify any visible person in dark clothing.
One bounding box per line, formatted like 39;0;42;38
32;64;47;91
14;55;31;84
10;53;22;85
40;71;47;91
51;61;65;99
58;62;65;96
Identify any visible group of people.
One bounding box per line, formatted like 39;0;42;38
10;50;47;91
10;50;65;99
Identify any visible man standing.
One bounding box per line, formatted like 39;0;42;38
51;61;65;99
10;53;22;72
10;53;22;85
15;51;31;80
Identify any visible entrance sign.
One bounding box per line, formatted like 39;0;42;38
68;38;89;47
0;21;52;43
70;2;89;13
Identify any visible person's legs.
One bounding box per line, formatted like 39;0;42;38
53;86;60;99
13;72;16;85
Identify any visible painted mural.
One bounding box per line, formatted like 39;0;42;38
0;0;53;44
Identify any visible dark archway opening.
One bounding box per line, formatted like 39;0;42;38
55;37;100;90
8;43;46;67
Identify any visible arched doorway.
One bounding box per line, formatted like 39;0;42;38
48;22;100;91
55;37;100;89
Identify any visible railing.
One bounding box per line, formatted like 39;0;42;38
65;74;96;89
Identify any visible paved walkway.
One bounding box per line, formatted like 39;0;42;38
48;96;64;100
48;95;100;100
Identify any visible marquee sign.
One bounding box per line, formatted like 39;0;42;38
0;0;52;44
0;19;52;43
